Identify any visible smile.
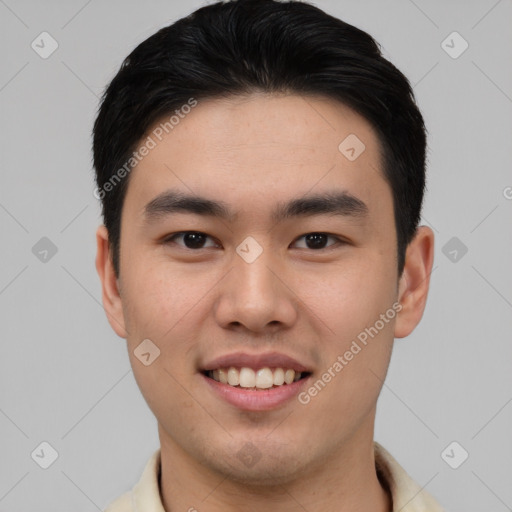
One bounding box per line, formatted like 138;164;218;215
206;367;309;390
200;351;313;410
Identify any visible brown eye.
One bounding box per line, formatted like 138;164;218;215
291;233;341;250
165;231;218;249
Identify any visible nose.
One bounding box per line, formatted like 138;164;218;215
213;248;298;334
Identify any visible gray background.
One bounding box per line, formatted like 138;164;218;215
1;0;511;510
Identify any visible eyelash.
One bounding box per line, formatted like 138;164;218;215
162;231;347;251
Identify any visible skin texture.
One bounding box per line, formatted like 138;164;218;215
96;93;434;512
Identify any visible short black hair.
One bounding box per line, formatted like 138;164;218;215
93;0;427;278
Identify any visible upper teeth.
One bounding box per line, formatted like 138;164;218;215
209;367;302;389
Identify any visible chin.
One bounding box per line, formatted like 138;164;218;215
204;442;310;487
219;460;304;487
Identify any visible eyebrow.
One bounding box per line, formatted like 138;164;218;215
143;189;369;224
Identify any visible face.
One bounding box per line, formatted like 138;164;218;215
96;93;433;485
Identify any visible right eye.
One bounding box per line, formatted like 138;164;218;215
162;231;220;250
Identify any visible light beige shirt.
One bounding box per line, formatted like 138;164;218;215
104;441;444;511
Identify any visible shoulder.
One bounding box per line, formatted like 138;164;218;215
103;491;132;512
103;449;161;512
374;442;445;512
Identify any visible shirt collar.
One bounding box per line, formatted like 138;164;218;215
115;442;444;512
374;441;445;511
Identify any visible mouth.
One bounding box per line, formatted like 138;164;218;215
199;352;313;411
202;367;311;390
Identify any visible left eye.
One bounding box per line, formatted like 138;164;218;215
291;233;341;250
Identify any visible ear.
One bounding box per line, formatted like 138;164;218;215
394;226;435;338
95;225;127;338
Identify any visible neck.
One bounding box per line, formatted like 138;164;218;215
157;422;392;512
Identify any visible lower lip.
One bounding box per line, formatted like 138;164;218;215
201;373;310;411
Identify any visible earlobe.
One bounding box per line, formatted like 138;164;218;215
95;225;128;338
394;226;435;339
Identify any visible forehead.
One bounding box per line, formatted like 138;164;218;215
123;93;389;219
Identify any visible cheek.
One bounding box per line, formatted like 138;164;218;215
300;255;397;337
300;318;394;441
121;257;210;340
120;257;211;394
129;354;206;443
296;254;396;407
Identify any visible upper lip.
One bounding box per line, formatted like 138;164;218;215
201;351;312;373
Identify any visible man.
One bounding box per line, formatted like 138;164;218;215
94;0;443;510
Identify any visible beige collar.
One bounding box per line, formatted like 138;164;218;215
105;442;444;511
